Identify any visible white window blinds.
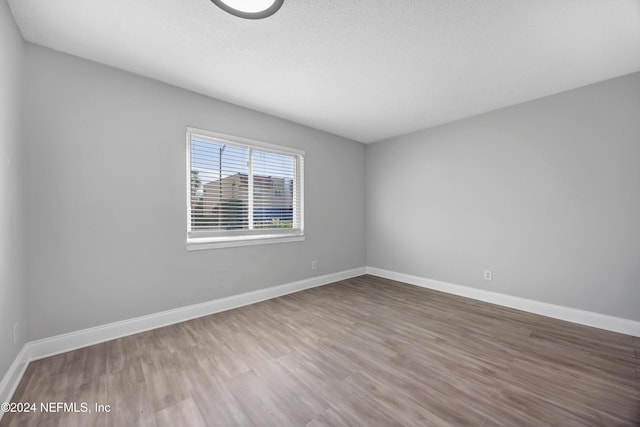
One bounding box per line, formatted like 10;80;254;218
187;128;304;247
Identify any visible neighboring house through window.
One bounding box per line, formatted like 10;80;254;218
186;128;304;249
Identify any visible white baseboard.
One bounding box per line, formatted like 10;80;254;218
0;346;29;409
0;266;366;414
366;267;640;337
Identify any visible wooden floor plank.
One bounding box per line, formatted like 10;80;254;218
2;275;639;426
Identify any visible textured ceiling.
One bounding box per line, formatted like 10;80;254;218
8;0;640;143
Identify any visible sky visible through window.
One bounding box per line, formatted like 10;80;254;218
191;138;294;189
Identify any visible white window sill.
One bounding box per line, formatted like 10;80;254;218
186;234;305;251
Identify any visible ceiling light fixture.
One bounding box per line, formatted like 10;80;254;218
210;0;284;19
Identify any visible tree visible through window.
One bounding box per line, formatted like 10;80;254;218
187;128;304;248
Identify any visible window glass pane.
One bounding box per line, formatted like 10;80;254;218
252;149;295;230
191;138;249;230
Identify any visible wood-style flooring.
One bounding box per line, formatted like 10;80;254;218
2;275;639;426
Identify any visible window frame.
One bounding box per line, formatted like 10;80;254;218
185;127;305;250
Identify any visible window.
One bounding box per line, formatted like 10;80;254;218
186;128;304;249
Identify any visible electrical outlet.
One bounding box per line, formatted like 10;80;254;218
484;270;493;281
312;260;318;270
13;322;19;345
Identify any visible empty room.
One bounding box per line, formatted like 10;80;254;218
1;0;639;425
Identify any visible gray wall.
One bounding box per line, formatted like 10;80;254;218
0;0;27;378
24;45;366;341
367;72;640;321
